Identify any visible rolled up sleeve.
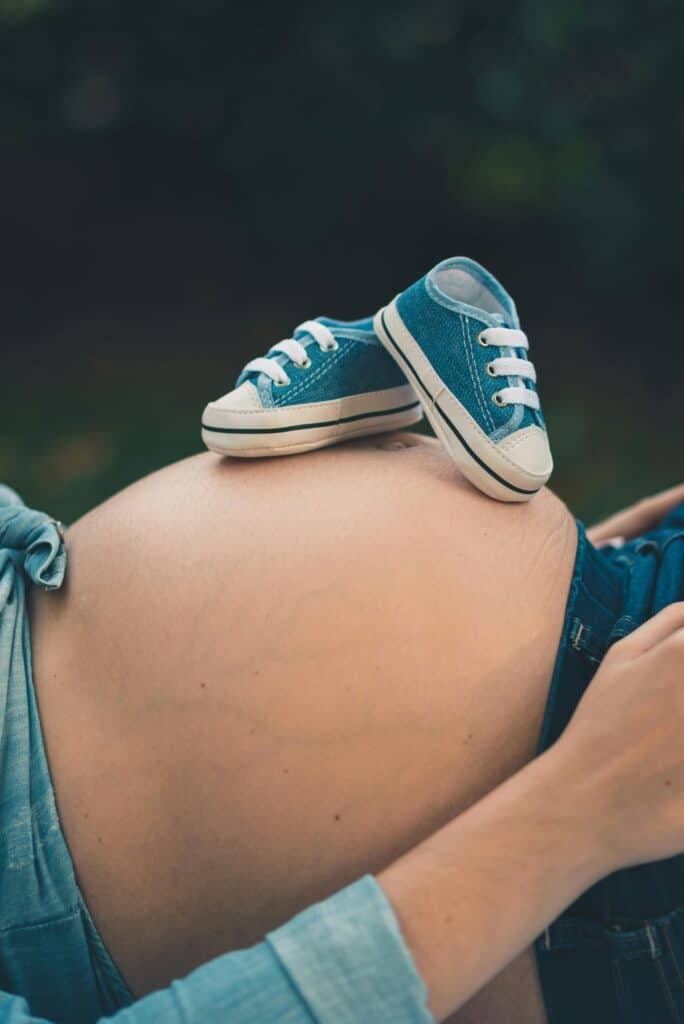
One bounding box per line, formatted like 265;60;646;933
267;875;432;1023
0;876;433;1024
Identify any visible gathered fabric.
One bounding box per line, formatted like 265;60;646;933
0;486;132;1023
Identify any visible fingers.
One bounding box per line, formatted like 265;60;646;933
588;484;684;544
611;602;684;659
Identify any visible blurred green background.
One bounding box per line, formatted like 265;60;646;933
1;0;681;524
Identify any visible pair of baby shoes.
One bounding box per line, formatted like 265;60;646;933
201;257;552;502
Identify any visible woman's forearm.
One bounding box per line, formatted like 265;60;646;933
587;481;684;544
381;602;684;1021
0;748;603;1024
0;878;432;1023
0;746;607;1024
378;745;608;1022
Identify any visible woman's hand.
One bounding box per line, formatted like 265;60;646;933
380;604;684;1021
553;602;684;870
587;483;684;547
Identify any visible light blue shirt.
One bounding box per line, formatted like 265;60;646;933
0;876;433;1023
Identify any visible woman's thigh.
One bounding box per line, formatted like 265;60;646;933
30;435;575;1015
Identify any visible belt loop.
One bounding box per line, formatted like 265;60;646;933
569;618;604;664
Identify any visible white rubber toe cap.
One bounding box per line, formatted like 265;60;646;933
496;425;553;483
202;381;263;427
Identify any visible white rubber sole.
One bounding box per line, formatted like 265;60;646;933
373;302;549;502
201;384;423;457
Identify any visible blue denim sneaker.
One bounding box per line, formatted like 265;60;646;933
373;257;553;501
201;317;422;456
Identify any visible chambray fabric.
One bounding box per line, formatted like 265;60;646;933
535;503;684;1023
396;257;544;439
0;877;432;1024
0;488;432;1024
0;486;132;1023
236;317;406;408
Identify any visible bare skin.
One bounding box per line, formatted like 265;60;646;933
381;601;684;1020
30;433;577;1021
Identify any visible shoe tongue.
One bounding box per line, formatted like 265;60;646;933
431;258;518;327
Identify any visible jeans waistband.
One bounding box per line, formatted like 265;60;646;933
536;521;629;754
537;509;684;756
538;506;684;924
535;505;684;1023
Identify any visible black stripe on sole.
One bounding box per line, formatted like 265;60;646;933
201;400;421;435
379;310;538;497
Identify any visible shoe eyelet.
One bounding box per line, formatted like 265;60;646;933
319;339;339;353
274;378;290;388
486;362;497;377
477;332;490;347
297;357;312;369
492;392;507;407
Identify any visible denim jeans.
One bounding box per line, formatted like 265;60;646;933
535;502;684;1023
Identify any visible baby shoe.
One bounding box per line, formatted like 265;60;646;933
202;317;422;456
373;257;552;501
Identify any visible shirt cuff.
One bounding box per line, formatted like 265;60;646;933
266;875;433;1024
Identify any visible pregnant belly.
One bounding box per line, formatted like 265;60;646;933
30;437;577;995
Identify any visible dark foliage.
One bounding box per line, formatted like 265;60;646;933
0;1;680;518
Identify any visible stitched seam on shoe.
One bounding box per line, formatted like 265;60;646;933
463;314;494;432
272;346;347;406
273;346;347;404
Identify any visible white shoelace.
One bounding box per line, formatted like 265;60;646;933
241;319;538;409
480;327;539;410
242;320;337;386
